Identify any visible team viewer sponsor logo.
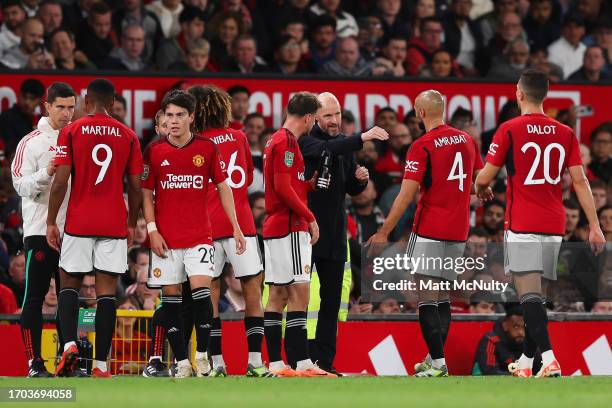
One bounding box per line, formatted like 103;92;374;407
161;174;204;189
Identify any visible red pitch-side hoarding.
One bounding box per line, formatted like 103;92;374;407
1;321;611;376
0;73;608;142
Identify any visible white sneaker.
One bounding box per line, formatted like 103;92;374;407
175;361;193;378
195;354;211;377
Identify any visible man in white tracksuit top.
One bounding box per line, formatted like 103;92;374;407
12;82;76;377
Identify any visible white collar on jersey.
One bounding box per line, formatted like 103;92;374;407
37;116;59;138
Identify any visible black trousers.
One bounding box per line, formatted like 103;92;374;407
308;257;344;369
20;235;62;359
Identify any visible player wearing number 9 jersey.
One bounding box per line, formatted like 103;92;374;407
369;90;483;378
476;69;605;379
47;79;143;378
187;85;271;378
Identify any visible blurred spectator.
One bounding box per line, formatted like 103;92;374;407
590;20;611;75
375;35;407;77
111;295;150;375
0;282;18;313
374;106;398;133
356;15;384;60
320;36;376;76
134;216;147;245
598;205;612;241
280;17;308;56
123;247;149;289
406;17;443;76
21;0;39;17
113;0;163;65
591;301;612;313
168;37;211;72
576;0;610;34
372;296;402;314
208;10;243;69
472;308;526;375
225;35;269;73
482;199;505;241
450;106;474;129
0;0;26;56
227;85;249;128
442;0;485;75
588;123;611;183
547;13;587;79
36;0;62;36
420;49;464;78
341;109;357;136
410;0;436;38
75;1;117;67
469;291;496;314
523;0;561;50
3;18;55;69
527;47;564;82
248;191;265;220
478;0;520;46
487;38;529;80
376;121;412;180
309;14;337;71
463;227;489;281
309;0;358;38
42;277;57;315
0;78;44;156
272;35;311;74
126;267;158;310
349;299;373;314
483;11;526;73
50;28;95;70
219;265;244;312
100;24;147;70
563;198;582;242
376;0;410;38
243;112;265;157
153;109;168;141
355;140;379;169
347;180;385;244
568;46;610;81
579;143;596;181
112;93;127;124
146;0;183;39
403;109;425;140
275;0;310;36
156;5;206;70
79;273;96;309
0;253;26;306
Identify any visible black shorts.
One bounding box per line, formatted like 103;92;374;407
23;236;60;305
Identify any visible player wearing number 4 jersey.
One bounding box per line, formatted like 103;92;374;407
141;90;245;379
476;69;605;378
47;79;143;378
369;90;484;377
188;85;272;377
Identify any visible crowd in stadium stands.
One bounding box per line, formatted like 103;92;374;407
0;0;609;80
0;1;611;319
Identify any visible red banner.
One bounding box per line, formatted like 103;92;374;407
2;320;611;376
0;74;607;142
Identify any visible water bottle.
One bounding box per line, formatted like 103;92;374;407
316;150;331;190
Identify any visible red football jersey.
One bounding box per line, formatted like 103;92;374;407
141;136;227;248
263;128;311;239
201;127;256;239
404;124;483;241
486;113;581;235
55;113;143;238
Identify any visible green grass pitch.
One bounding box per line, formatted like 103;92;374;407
1;376;611;408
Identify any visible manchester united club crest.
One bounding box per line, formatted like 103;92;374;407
153;268;162;278
193;154;205;167
304;265;311;275
34;251;45;262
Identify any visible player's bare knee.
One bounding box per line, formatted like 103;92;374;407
189;275;212;290
161;284;181;297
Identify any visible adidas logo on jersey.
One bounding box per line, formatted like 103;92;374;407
161;159;170;167
167;327;178;333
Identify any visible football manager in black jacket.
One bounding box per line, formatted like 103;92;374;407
299;92;388;374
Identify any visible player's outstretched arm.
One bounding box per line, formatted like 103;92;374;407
569;166;606;253
126;174;142;247
367;179;418;252
46;165;71;251
216;180;246;255
474;163;500;200
142;188;168;258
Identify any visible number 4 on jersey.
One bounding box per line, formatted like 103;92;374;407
447;151;467;191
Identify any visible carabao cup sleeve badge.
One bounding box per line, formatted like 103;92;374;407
284;151;294;167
